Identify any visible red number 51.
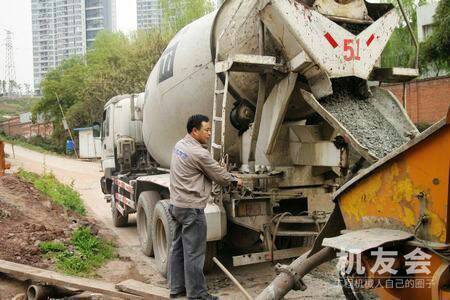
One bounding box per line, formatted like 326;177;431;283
343;39;361;61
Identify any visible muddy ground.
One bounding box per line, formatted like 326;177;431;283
0;175;145;299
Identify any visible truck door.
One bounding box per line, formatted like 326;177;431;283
101;105;115;173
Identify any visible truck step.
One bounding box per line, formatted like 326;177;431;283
279;216;326;224
215;54;277;73
276;230;318;237
215;89;225;94
369;67;419;83
213;116;223;122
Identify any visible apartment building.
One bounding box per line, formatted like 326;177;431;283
85;0;117;48
136;0;162;30
32;0;116;94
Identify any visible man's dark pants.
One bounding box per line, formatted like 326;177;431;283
169;205;208;298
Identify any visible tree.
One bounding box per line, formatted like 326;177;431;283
78;29;168;124
160;0;214;34
420;0;450;76
33;0;214;150
33;56;87;124
381;0;427;69
33;30;169;149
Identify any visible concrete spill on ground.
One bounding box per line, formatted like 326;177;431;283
322;89;405;158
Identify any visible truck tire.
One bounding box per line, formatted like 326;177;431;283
152;201;217;277
152;200;174;278
136;191;160;257
111;199;128;227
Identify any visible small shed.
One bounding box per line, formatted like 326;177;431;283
73;127;101;159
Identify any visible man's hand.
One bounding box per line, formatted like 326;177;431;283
236;176;243;189
230;175;243;190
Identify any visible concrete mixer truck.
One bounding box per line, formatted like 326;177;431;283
100;0;420;277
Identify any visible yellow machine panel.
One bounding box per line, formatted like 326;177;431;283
338;119;449;243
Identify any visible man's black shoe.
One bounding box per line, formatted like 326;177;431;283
170;290;187;299
188;294;218;300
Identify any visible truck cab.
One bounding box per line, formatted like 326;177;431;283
101;93;145;177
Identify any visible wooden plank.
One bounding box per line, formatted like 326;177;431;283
0;259;142;299
116;279;169;299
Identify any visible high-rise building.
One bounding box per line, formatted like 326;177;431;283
136;0;162;30
85;0;117;48
32;0;116;94
54;0;86;66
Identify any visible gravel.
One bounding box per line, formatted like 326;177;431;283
321;88;405;158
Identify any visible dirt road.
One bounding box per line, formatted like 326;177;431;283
5;144;346;299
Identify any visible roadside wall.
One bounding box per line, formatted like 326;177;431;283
383;76;450;124
0;116;53;138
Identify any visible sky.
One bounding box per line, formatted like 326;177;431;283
0;0;137;89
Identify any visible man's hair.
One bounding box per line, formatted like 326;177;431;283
187;114;209;133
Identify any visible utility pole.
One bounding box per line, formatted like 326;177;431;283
55;93;79;159
3;30;16;96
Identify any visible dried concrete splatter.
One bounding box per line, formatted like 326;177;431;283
322;89;406;158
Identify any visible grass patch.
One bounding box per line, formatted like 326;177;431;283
17;169;86;215
40;227;116;276
39;241;67;253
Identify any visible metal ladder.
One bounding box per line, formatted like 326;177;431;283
210;70;229;160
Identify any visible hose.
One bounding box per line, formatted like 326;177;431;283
271;212;292;257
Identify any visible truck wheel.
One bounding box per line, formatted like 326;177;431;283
204;241;217;273
152;200;174;278
136;191;160;257
111;199;128;227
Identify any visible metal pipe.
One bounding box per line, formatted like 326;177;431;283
27;285;53;300
213;257;253;300
256;247;336;300
395;0;419;68
55;93;79;159
248;20;266;171
402;82;407;109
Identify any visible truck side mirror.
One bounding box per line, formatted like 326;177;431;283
92;122;101;138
